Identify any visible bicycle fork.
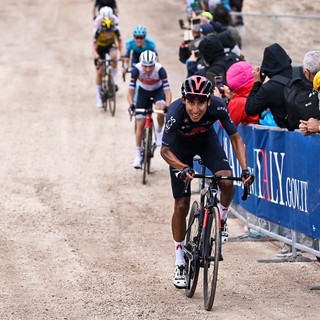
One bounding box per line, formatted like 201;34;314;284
201;205;223;262
144;115;156;157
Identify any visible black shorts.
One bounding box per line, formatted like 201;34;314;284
169;132;231;199
94;43;117;66
135;86;165;117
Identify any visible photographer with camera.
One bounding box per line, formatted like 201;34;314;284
186;34;242;82
213;61;260;126
178;17;205;76
245;43;293;130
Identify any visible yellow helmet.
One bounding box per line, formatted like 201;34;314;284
313;70;320;91
101;17;114;30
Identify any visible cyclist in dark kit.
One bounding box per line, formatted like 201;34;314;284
160;75;254;288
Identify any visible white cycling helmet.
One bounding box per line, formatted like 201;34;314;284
99;6;113;18
139;50;156;66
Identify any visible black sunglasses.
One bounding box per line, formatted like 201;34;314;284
185;93;209;103
134;36;145;40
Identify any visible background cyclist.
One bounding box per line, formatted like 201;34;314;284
124;25;158;69
128;50;172;169
160;75;253;288
92;0;118;20
92;14;124;108
93;6;119;30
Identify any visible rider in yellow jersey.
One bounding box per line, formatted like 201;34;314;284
92;16;123;108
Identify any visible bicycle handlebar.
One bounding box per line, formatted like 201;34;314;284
189;174;251;201
134;108;166;114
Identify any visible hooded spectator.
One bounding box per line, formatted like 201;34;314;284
245;43;293;129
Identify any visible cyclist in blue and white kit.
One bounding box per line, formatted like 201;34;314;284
124;25;158;68
160;76;253;288
128;50;172;169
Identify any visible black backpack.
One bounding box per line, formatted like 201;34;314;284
272;75;320;130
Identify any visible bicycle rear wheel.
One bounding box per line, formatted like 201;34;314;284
185;201;200;298
203;206;220;311
107;73;116;116
142;127;151;184
101;78;107;112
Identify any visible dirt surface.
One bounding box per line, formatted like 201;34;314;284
1;0;320;319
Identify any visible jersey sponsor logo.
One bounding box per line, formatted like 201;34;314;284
183;118;189;123
139;78;160;85
165;116;176;132
179;126;209;136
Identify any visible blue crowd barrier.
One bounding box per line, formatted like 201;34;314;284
196;123;320;240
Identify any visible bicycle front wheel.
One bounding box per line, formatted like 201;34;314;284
203;206;220;311
146;125;153;174
185;201;200;298
107;74;116;116
142;127;151;184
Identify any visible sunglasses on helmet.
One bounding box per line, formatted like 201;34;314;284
185;93;209;103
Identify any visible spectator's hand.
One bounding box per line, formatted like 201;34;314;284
299;120;309;136
299;118;320;135
222;85;233;100
213;86;222;98
188;51;197;62
252;66;263;83
306;118;320;134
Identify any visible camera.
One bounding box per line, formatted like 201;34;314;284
193;49;200;58
178;19;185;29
191;18;201;25
214;76;224;93
260;70;266;82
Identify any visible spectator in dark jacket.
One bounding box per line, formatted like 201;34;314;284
213;4;242;48
187;34;226;78
245;43;292;129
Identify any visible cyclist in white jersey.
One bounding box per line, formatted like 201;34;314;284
128;50;172;168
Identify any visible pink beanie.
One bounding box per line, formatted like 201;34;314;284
226;61;254;92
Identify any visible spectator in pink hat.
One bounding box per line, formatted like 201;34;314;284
214;61;260;125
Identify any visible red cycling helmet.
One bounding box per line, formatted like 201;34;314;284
181;75;213;98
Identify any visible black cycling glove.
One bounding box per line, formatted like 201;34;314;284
241;169;254;182
180;166;194;181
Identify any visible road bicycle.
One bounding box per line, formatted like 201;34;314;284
184;156;250;311
134;101;165;185
100;53;122;116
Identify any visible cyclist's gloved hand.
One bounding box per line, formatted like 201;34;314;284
241;169;254;184
180;166;194;182
128;104;135;114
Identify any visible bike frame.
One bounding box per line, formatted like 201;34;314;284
100;53;123;115
135;102;165;184
184;156;250;311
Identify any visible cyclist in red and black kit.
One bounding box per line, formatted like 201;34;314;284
160;75;254;289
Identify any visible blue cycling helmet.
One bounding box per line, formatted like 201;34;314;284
133;25;147;37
